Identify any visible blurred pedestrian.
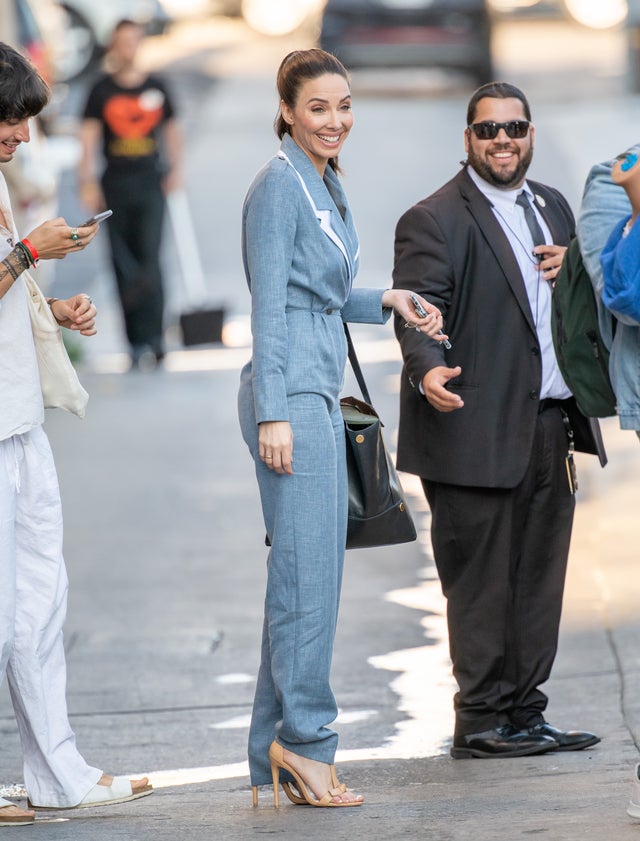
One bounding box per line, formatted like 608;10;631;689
78;18;183;368
392;81;604;759
0;42;151;826
238;48;446;808
578;145;640;440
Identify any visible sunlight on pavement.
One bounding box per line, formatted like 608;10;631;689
80;333;454;792
136;501;453;791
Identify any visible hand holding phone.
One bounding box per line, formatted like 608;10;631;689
409;293;452;350
409;292;429;318
79;209;113;226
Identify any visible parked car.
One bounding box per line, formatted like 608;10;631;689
48;0;172;82
319;0;494;86
487;0;628;28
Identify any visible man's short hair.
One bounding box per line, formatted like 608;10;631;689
466;82;532;126
0;42;49;123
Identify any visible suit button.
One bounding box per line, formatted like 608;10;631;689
531;346;540;355
326;309;333;315
529;390;539;400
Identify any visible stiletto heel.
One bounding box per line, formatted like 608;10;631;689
252;786;258;808
270;753;281;808
267;741;363;808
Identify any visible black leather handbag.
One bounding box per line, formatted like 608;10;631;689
342;325;417;550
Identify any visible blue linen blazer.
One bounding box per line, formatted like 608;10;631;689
241;134;389;424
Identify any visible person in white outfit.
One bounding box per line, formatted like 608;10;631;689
0;42;152;827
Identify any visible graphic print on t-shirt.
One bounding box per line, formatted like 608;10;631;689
103;88;166;158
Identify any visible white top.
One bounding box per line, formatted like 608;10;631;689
0;172;44;441
468;167;571;400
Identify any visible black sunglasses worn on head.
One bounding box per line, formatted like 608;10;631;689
468;120;530;140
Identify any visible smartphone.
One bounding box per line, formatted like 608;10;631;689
410;292;428;318
79;209;113;226
409;293;452;350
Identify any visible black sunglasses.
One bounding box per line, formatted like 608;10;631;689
468;120;531;140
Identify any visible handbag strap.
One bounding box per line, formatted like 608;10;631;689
344;323;373;406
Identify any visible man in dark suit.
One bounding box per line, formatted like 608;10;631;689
393;82;603;758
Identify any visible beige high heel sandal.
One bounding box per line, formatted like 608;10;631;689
253;781;306;807
265;740;363;808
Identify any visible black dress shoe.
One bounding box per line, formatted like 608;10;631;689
450;724;558;759
521;722;601;752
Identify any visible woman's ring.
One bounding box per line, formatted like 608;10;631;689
70;227;79;241
82;294;92;304
75;239;82;247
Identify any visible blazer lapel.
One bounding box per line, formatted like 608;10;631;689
531;189;563;245
458;169;537;335
279;136;359;285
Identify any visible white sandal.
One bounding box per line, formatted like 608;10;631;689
0;797;35;826
30;777;153;810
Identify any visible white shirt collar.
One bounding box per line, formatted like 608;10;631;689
466;165;534;211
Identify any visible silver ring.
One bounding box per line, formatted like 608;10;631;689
82;294;92;304
70;227;79;241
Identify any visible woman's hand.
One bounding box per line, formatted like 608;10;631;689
382;288;448;342
258;421;294;475
25;217;99;261
50;294;97;335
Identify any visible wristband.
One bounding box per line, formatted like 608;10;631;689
16;240;39;268
14;241;34;268
21;238;39;266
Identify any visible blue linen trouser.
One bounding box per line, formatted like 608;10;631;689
239;385;348;786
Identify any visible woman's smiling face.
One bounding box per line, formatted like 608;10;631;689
281;73;353;175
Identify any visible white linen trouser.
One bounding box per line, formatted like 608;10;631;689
0;427;101;807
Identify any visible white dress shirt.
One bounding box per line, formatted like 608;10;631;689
467;166;571;400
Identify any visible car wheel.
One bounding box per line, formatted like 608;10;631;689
54;4;99;82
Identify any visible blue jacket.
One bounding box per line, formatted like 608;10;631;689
601;216;640;323
577;148;640;431
241;134;389;424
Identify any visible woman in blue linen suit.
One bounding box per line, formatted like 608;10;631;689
238;49;446;808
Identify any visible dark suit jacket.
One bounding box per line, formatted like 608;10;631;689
393;166;604;488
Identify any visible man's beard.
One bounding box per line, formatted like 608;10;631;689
467;143;533;189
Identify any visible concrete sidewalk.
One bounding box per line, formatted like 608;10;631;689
0;358;638;840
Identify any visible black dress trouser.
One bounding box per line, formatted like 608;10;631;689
422;405;576;737
102;169;166;355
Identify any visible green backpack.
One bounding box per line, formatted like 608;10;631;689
551;237;617;418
